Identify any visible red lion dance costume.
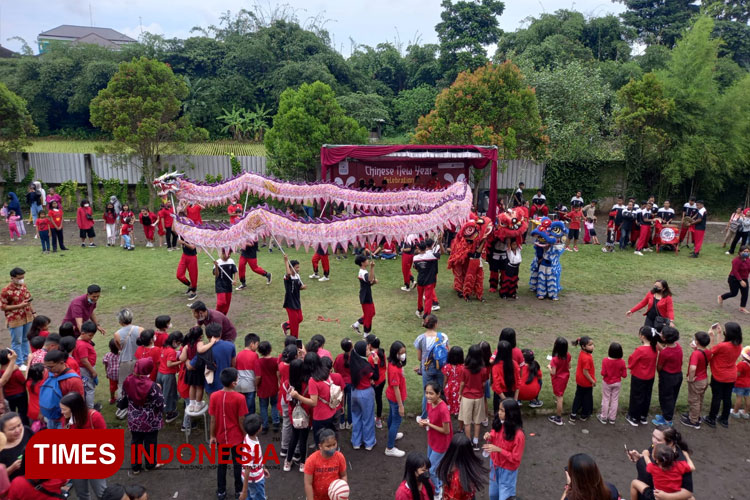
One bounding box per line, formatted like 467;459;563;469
447;216;493;301
486;209;529;295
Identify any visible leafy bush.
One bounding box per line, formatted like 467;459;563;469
135;177;150;209
57;180;80;211
229;153;242;176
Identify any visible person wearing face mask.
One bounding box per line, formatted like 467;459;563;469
76;199;96;247
303;429;347;500
1;268;35;369
718;245;750;314
189;301;237;342
62;284;105;336
395;451;434;500
385;341;408;458
627;280;675;330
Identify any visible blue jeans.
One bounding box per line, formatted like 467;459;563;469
420;367;444;419
303;206;314;220
31;202;41;223
259;395;279;429
243;391;256;415
619;228;631;249
123;234;132;248
246;477;265;500
489;464;518;500
9;322;31;365
387;399;402;449
39;230;50;251
340;384;352;425
351;386;376;448
46;417;62;429
427;445;446;491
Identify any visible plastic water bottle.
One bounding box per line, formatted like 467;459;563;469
482;448;489;458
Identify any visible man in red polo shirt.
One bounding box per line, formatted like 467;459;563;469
61;284;105;336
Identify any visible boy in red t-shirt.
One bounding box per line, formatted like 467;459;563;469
565;206;585;251
236;333;260;416
682;331;711;428
256;341;280;433
74;321;98;409
630;444;695;500
157;332;182;423
304;429;347;500
730;346;750;419
35;211;51;253
121;216;135;250
209;367;249;500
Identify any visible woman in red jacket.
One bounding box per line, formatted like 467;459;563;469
626;280;674;329
705;322;743;428
76;199;96;247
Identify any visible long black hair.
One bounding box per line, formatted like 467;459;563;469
464;344;484;374
436;433;488;494
493;340;516;393
499;328;517;349
281;344;298;364
304;352;327;382
658;425;691;454
492;398;523;442
522;349;540;385
340;338;353;369
349;340;373;387
724;322;743;346
60;392;88;428
366;334;385;368
639;326;659;351
403;451;433;500
552;337;569;359
388;341;406;368
479;341;492;367
27;315;51;341
288;359;305;402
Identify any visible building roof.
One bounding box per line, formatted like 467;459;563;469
0;45;16;58
38;25;136;43
73;33;118;48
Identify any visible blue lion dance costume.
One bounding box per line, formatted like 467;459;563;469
529;218;568;300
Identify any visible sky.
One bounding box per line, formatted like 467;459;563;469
0;0;626;55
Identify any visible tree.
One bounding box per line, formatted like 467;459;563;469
413;62;548;199
615;73;674;196
217;105;246;140
336;92;391;130
436;0;505;83
265;81;367;180
0;82;37;165
393;85;439;132
615;0;699;47
90;57;208;207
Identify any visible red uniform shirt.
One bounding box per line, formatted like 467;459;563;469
601;358;627;385
628;345;658;380
567;209;584;230
74;338;97;368
688;349;711;382
158;207;174;228
657;344;683;374
710;342;743;383
135;346;162;381
35;218;50;231
385;363;407;402
209;390;248;445
308;378;338;421
646;461;692;494
735;360;750;389
154;331;168;348
333;353;352;385
257;357;279;398
121;223;133;236
70;409;107;429
426;400;452;453
0;369;26;397
159;346;179;375
575;351;595;387
66;357;81;375
303;450;346;500
487;428;525;471
491;361;521;395
186;204;203;224
48;209;63;228
460;367;488;399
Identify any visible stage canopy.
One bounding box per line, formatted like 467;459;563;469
320;144;499;218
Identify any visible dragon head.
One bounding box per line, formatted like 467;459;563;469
153;171;184;196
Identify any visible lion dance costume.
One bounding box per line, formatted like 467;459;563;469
486;208;529;296
447;216;493;301
529;218;568;300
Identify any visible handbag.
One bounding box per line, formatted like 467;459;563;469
653;314;670;332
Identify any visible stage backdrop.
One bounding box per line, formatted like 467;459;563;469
330;159;467;189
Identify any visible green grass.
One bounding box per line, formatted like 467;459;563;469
25;139;266;156
0;240;739;421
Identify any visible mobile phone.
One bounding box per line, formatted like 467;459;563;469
296;339;303;349
563;466;568;472
624;444;628;452
546;355;553;361
711;322;720;329
27;297;33;302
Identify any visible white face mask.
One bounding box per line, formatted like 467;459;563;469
690;340;697;349
14;279;24;285
399;353;406;362
84;204;90;208
168;323;173;329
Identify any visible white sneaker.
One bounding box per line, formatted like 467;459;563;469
634;251;643;256
318;276;329;282
415;310;423;318
400;286;410;291
726;251;731;255
431;304;440;311
395;432;403;441
385;447;406;457
18;364;28;372
309;273;320;279
351;323;361;334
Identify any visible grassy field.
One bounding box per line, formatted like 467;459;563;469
25;139;266;156
0;236;742;424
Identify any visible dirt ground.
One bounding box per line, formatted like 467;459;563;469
1;219;748;499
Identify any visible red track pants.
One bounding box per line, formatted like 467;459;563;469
636;225;652;251
401;253;414;286
693;229;705;254
311;254;330;275
417;284;436;317
284;308;303;338
216;292;232;315
239;256;267;281
358;303;376;333
143;225;155;241
176;254;198;289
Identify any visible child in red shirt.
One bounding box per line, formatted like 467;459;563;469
303;430;347;500
441;347;465;421
730;346;750;419
209;367;248;499
458;345;488;450
626;327;659;426
482;398;525;499
227;198;243;224
158;203;176;250
565;206;585;251
630;444;695;500
547;337;571;425
682;331;711;427
256;341;280;432
121;216;135;250
35;211;51;253
598;342;627;424
236;333;260;416
26;364;45;431
104;202;118;246
333;338;353;430
418;381;452;495
134;330;161;381
139;208;158;247
569;336;595;423
157;332;183;423
0;349;29;424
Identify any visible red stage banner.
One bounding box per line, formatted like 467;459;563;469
330;159;467;189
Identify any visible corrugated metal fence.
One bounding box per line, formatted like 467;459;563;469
3;153;267;184
4;153;542;189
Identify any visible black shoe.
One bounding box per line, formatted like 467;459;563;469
640;417;648;425
568;414;577;424
261;427;269;435
548;415;563;426
702;416;716;428
93;403;103;412
679;415;700;429
718;418;729;428
625;415;639;427
216;492;227;500
266;272;272;285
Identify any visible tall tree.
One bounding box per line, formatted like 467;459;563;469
265;81;367;180
0;82;37;166
393;85;439;132
615;0;699;47
90;57;208;207
336;92;391;130
436;0;505;83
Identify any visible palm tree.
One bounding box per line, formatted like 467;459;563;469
217;105;245;140
251;103;271;142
